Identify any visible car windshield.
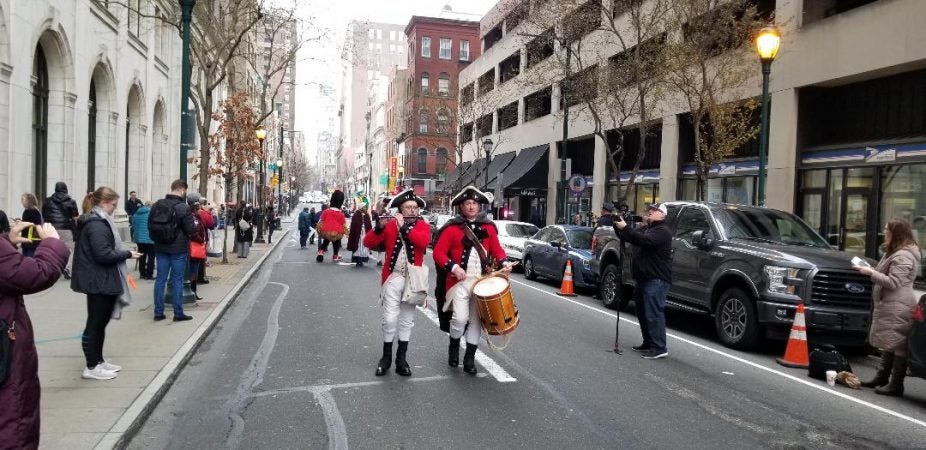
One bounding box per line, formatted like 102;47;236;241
717;207;830;247
505;224;539;237
566;229;593;249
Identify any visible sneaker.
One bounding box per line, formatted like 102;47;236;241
641;350;668;360
82;365;117;380
333;255;342;263
631;344;650;353
316;250;325;262
99;361;122;372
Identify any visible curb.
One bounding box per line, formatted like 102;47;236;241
95;228;292;450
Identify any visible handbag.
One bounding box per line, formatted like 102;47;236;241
190;240;207;260
402;263;430;306
0;303;16;387
807;345;852;380
238;218;251;231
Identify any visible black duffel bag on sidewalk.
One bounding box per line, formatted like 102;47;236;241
808;344;852;380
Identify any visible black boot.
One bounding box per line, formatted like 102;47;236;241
463;344;477;375
861;351;894;388
395;341;412;376
375;342;393;376
448;337;461;367
875;355;907;396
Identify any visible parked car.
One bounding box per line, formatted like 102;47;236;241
523;225;596;289
494;220;539;267
591;202;874;350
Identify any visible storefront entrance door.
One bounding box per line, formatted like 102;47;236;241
840;188;870;258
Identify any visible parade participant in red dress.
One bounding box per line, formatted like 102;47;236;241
364;189;431;376
317;190;347;263
433;186;511;375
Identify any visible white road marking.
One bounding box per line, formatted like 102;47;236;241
508;278;926;429
250;375;453;398
315;388;349;450
418;306;517;383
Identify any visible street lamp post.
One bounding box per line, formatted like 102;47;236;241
178;0;196;182
755;26;781;208
254;126;267;243
483;137;493;215
276;158;284;215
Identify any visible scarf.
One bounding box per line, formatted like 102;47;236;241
92;206;132;319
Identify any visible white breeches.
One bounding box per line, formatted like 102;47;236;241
448;277;482;345
382;275;416;342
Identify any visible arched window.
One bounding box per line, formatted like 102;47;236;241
419;110;428;133
417;148;428;174
32;46;49;200
420;72;430;95
88;79;97;192
436;147;448;175
437;108;450;133
438;72;451;96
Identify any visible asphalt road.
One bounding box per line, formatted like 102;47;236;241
129;222;926;449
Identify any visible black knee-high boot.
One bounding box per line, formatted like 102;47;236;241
875;355;908;396
448;337;461;367
395;341;411;376
463;344;477;375
375;342;393;376
861;351;894;388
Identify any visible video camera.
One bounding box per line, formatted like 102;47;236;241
616;202;644;228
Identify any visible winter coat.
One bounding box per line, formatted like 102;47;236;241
433;216;507;292
198;209;215;230
150;194;197;255
617;219;673;283
131;206;154;245
318;208;347;241
71;213;132;296
869;244;921;351
298;211;311;232
41;182;79;231
0;236;68;449
125;198;144;218
235;207;254;243
365;218;431;285
347;210;372;252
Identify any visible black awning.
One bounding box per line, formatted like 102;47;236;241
502;144;549;194
443;161;471;189
483;151;517;190
458;158;487;189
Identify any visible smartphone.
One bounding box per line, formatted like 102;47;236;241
851;256;870;267
26;225;41;241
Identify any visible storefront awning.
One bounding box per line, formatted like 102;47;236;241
483;151;517;189
458;158;488;189
502;144;549;196
443;161;471;189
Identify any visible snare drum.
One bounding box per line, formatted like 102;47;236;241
471;275;519;336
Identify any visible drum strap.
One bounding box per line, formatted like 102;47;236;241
460;224;490;270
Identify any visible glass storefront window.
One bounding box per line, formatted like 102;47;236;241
679;179;697;201
724;177;754;205
847;167;874;188
803;169;826;188
880;164;926;275
826;170;843;246
707;178;723;203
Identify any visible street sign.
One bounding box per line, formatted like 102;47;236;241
568;174;587;193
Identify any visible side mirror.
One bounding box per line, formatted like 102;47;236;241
691;230;714;250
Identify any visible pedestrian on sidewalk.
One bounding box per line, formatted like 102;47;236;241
19;192;43;257
298;207;311;249
364;190;431;377
310;205;321;245
187;203;208;301
266;206;276;245
235;203;254;258
855;219;920;396
132;201;155;280
347;197;372;267
0;214;68;448
614;203;673;359
42;181;79;279
125;191;143;243
195;200;215;284
317;190;347;263
71;187;143;380
149;180;197;322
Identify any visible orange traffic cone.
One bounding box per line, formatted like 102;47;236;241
776;303;810;368
558;260;577;297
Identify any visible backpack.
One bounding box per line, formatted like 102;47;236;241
149;200;179;244
807;345;852;380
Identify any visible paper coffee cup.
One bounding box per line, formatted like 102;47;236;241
826;370;837;386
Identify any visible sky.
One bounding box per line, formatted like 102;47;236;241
290;0;500;165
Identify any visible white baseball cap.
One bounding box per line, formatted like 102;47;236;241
647;203;667;215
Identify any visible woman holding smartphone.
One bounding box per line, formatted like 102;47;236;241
20;193;43;257
70;187;142;380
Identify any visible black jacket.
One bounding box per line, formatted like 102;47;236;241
125;198;144;217
70;213;131;296
596;214;615;229
42;182;79;231
617;219;673;283
151;194;197;254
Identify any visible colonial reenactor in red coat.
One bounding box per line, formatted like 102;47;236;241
433;186;511;375
363;189;431;377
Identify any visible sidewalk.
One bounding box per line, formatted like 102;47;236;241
28;221;291;449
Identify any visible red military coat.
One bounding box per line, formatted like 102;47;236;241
433;219;506;292
364;218;431;285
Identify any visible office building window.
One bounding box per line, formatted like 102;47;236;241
420;72;430;95
459;40;470;61
439;38;452;59
419;110;428;133
438;73;450;96
418;148;428;173
421;37;431;57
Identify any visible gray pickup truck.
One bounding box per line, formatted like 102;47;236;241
591;202;872;349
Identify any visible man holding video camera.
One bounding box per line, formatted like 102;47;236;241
615;203;673;360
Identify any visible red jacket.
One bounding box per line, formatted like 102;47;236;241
198;209;215;230
364;218;431;285
433;220;506;291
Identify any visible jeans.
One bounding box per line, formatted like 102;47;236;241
154;252;188;316
299;230;308;248
82;294;117;368
634;277;669;353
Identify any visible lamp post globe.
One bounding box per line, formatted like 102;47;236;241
755;26;780;208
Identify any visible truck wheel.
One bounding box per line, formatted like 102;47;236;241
523;256;537;280
599;265;625;310
715;288;762;350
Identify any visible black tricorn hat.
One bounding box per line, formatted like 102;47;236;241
389;189;426;209
329;190;345;208
451;186;490;206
